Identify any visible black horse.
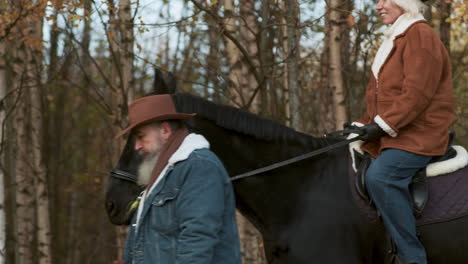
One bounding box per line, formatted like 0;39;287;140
105;93;468;263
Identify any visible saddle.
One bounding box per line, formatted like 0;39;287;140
354;131;457;218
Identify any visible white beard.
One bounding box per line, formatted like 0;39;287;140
137;154;159;186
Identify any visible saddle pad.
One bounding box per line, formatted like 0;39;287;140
349;159;468;226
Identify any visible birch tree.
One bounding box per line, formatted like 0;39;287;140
30;51;51;264
26;6;50;264
12;37;35;264
6;1;50;263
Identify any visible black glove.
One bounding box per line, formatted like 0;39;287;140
357;123;385;142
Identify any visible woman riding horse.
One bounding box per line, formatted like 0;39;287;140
349;0;454;263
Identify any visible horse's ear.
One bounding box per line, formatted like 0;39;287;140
153;68;169;95
165;72;177;94
152;68;177;95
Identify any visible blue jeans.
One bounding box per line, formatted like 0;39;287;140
366;149;432;264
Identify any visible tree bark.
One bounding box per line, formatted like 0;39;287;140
110;0;136;260
25;10;51;264
318;7;335;134
118;0;135;103
328;0;348;129
236;212;267;264
17;5;51;263
284;0;302;131
224;0;244;107
239;0;260;112
258;0;277;119
12;41;35;264
223;1;266;262
437;0;451;52
205;2;221;101
0;40;6;264
30;56;51;264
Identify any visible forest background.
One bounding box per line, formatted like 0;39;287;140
0;0;466;263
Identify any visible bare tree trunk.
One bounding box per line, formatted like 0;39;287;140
118;0;135;103
108;0;123;124
317;7;335;134
24;11;51;264
44;4;65;264
12;43;34;264
0;40;6;264
284;0;302;131
30;62;51;264
109;1;136;260
223;1;266;262
328;0;348;129
239;0;259;112
236;212;266;264
258;0;277;119
205;2;221;101
437;0;451;53
281;6;291;127
177;29;198;93
11;4;50;262
224;0;244;107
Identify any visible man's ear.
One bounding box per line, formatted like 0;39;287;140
160;121;172;140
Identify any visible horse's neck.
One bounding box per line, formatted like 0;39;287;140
195;126;344;229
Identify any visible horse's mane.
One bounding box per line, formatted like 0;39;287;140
172;93;328;147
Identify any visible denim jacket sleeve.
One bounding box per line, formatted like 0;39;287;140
175;154;227;264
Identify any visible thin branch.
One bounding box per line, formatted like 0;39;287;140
190;0;262;86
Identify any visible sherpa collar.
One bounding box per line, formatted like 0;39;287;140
148;133;209;193
168;133;210;165
372;13;425;78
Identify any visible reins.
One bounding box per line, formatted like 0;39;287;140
111;128;364;183
230;128;362;182
111;168;138;183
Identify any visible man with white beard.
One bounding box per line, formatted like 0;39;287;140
115;94;242;264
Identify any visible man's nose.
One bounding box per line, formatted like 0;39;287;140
135;141;143;151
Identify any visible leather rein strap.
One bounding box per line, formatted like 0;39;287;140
111;168;138;183
230;132;361;182
111;128;363;184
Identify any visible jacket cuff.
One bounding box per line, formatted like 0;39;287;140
351;122;365;127
374;115;397;137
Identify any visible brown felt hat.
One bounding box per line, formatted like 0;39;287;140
115;94;195;138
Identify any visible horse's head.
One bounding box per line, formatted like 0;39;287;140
105;134;144;225
105;68;177;225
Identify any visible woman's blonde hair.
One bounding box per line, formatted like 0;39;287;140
392;0;427;17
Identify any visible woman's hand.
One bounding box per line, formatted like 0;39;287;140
357;123;385;142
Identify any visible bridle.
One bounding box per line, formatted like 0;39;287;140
110;128;363;183
110;168;138;183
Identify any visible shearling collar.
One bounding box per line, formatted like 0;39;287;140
168;133;210;164
149;133;209;193
372;13;425;78
384;13;425;39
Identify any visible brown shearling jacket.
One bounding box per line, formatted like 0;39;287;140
358;21;455;158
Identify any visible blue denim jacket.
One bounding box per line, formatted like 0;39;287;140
123;137;242;264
